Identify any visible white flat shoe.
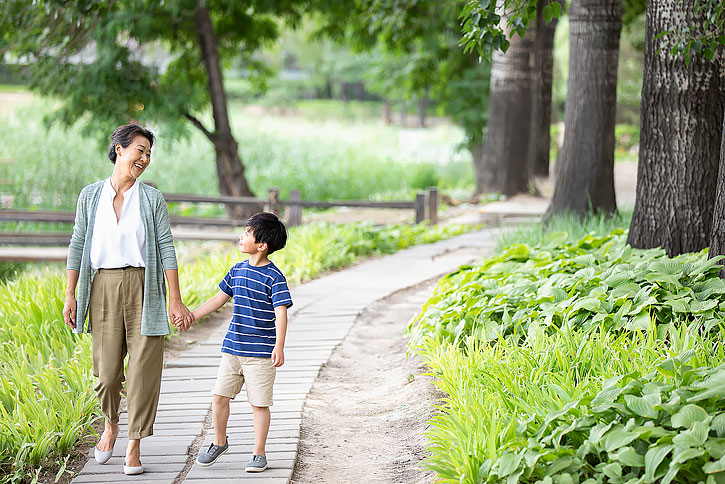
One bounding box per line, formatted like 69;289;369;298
94;447;113;465
123;465;144;475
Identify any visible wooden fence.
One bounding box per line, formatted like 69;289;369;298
0;187;440;251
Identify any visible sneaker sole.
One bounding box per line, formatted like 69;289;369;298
245;465;267;473
195;447;228;467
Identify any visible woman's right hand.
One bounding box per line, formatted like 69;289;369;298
63;296;77;330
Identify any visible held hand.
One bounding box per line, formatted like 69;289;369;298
271;346;285;367
63;296;77;330
169;300;193;331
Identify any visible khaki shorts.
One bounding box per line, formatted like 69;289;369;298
213;353;276;407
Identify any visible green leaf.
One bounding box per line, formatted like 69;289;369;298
542;4;554;23
644;444;673;482
603;462;622;479
671;446;705;464
545;455;573;475
592;387;621;407
497;451;523;477
589;423;613;445
604;425;638;452
704;455;725;474
712;414;725;437
625;394;659;419
671;404;709;428
616;446;645;467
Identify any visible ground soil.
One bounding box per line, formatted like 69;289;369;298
290;280;441;484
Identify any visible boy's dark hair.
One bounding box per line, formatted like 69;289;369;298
246;212;287;254
108;123;155;163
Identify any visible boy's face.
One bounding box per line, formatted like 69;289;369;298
239;226;266;254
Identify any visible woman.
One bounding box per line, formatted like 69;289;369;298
62;123;192;475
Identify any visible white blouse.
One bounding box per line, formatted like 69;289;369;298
90;178;146;269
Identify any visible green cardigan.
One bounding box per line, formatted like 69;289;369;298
67;180;178;336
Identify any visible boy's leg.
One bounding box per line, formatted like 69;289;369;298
212;394;232;446
251;405;271;456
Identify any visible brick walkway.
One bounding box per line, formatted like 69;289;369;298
71;228;497;484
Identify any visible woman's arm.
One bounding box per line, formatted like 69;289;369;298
64;190;87;330
165;269;192;330
63;270;79;329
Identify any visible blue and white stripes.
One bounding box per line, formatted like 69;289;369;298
218;260;292;357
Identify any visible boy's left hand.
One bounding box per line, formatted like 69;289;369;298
271;346;284;367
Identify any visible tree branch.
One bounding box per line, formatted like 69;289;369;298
183;113;216;143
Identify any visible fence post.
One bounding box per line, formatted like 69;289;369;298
415;192;425;224
267;188;280;215
288;190;302;227
428;186;438;224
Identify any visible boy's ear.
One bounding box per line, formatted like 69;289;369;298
258;242;268;252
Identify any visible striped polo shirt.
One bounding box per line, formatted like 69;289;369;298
218;260;293;358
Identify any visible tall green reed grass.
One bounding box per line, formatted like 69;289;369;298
0;100;474;212
495;209;633;253
419;322;724;484
0;221;473;482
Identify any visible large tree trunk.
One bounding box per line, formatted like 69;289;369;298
709;108;725;274
627;0;725;255
547;0;621;217
193;0;257;220
530;0;559;179
472;141;485;197
477;22;536;196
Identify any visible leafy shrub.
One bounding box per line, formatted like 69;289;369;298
488;353;725;484
411;229;725;484
409;230;725;348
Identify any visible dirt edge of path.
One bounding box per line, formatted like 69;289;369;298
290;279;444;484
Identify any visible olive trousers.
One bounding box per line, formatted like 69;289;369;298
89;267;164;440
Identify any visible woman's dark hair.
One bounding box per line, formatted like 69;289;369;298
246;212;288;254
108;124;155;163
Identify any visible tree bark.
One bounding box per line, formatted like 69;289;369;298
194;0;258;219
477;21;536;196
530;0;559;179
708;107;725;274
627;0;725;255
547;0;621;218
417;90;428;128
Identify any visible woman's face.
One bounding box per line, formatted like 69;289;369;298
115;135;152;180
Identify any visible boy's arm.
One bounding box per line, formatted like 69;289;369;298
271;305;288;367
191;290;231;323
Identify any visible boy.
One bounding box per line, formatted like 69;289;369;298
189;212;292;472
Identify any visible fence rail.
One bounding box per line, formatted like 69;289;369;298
0;188;439;260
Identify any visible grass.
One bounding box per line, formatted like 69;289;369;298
0;220;474;482
495;209;633;252
0;99;475;213
409;212;725;483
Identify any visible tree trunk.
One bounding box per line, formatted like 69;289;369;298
193;0;257;220
530;0;559;179
627;0;725;255
708;107;725;275
477;21;536;196
418;90;428;128
472;141;485;197
547;0;621;218
383;99;393;125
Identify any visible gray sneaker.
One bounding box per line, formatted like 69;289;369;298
196;438;229;467
245;454;267;472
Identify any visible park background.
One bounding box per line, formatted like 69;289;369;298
1;0;725;483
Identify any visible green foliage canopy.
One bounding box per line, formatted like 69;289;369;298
318;0;491;148
0;0;305;138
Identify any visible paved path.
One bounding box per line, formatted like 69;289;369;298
71;228;498;484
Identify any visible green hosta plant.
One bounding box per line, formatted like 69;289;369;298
487;352;725;484
408;230;725;347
